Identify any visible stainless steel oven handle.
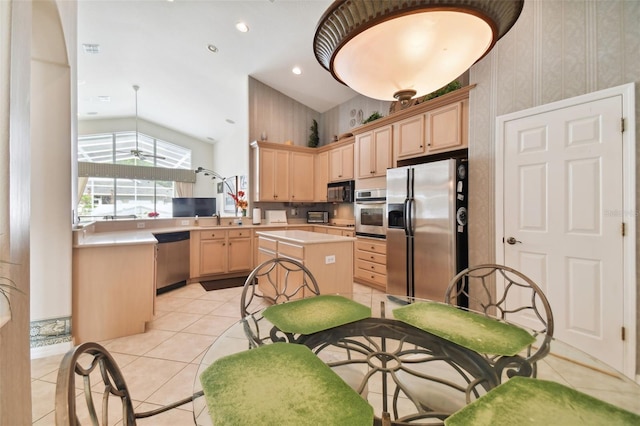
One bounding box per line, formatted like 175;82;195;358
355;200;386;204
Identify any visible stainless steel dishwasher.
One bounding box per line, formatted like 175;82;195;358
154;231;190;294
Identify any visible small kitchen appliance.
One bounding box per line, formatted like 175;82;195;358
307;211;329;224
327;180;355;203
265;210;288;225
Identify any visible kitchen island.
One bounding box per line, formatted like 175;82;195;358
256;229;355;295
71;221;357;343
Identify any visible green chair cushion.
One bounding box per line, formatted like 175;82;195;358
445;376;640;426
199;342;374;426
262;294;371;334
393;301;535;356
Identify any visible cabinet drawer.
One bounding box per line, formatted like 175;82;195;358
278;241;304;260
356;239;387;254
228;229;250;239
258;236;278;252
356;258;386;275
356;249;386;265
200;230;226;240
354;267;387;287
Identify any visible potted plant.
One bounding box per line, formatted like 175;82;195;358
308;119;319;148
362;111;383;124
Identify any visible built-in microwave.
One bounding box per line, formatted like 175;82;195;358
327;180;355;203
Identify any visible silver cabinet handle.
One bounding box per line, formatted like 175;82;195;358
506;237;522;245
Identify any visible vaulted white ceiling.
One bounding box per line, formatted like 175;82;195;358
77;0;357;143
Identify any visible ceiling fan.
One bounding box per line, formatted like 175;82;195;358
120;85;166;161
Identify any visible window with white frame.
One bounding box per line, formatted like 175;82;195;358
77;132;194;221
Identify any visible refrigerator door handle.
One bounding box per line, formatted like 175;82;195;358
405;198;414;236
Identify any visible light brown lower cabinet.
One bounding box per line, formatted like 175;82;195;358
354;237;387;291
257;232;354;297
72;243;155;343
191;229;252;279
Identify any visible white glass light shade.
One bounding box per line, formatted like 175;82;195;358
314;0;525;102
333;12;493;101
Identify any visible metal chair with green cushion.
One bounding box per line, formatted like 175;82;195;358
240;257;321;348
239;257;368;397
444;263;554;379
55;341;203;425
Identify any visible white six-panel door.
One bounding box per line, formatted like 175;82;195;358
495;84;636;377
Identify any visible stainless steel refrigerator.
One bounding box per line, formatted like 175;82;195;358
386;159;468;305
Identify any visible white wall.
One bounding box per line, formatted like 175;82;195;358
211;76;250;215
29;0;75;357
467;0;640;372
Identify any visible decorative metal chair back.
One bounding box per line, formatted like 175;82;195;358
55;341;202;425
240;257;320;347
444;264;554;378
240;257;320;318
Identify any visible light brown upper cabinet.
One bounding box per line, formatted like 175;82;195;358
314;150;329;202
329;139;354;182
356;125;392;179
290;151;315;202
395;99;468;160
395;114;425;159
251;141;316;202
426;100;468;153
253;145;290;202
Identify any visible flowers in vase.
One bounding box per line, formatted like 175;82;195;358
228;190;248;212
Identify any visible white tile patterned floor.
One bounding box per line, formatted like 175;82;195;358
30;281;381;425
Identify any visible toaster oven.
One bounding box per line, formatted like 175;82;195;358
307;211;329;224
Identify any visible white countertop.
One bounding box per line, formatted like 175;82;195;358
74;229;160;247
73;223;355;248
255;229;355;244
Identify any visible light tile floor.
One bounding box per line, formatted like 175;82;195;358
30;281;381;425
31;281;640;424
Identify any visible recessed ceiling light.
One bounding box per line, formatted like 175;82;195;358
87;112;98;116
235;22;249;33
97;96;111;102
225;119;235;124
207;44;218;53
292;66;302;75
206;137;216;142
82;44;100;54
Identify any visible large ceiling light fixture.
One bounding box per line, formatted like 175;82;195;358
314;0;524;103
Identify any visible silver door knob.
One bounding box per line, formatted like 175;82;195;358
506;237;522;245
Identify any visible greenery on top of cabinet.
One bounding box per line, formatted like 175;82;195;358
362;112;383;124
308;119;319;148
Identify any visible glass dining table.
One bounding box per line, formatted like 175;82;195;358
193;293;640;425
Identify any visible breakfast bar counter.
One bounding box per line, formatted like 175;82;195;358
255;229;355;244
256;229;354;295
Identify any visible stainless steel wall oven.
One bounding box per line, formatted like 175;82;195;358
355;188;386;238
